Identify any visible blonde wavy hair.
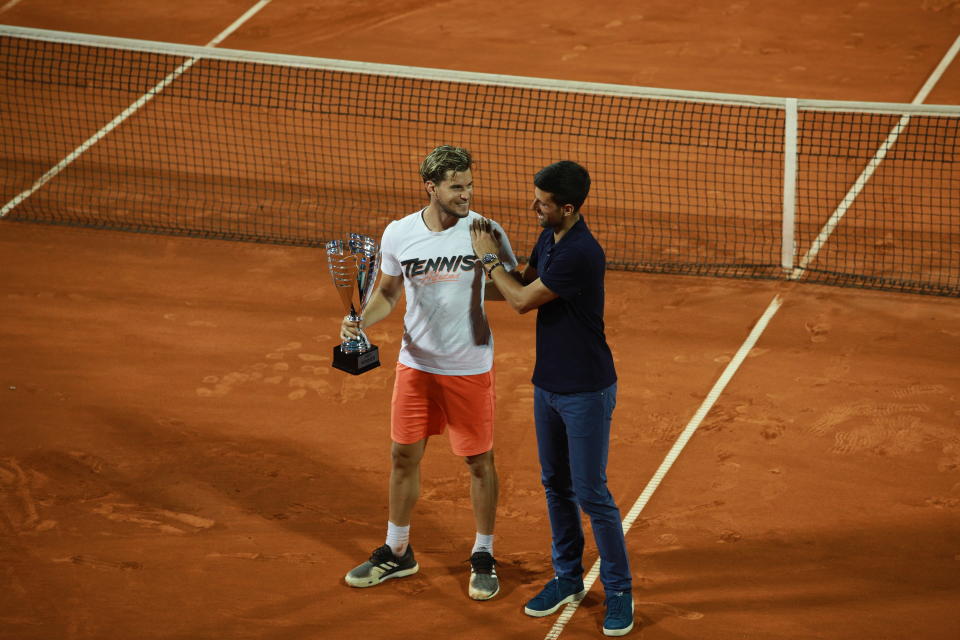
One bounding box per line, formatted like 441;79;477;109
419;145;472;185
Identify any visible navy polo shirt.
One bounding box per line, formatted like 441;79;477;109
528;217;617;393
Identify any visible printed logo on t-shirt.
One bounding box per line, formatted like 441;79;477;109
400;254;478;283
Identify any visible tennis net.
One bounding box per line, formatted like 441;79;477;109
2;26;958;296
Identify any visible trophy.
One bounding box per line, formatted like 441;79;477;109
326;233;381;375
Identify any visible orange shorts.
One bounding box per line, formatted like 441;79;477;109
391;363;495;457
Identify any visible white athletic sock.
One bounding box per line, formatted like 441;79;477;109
386;521;409;557
473;532;494;555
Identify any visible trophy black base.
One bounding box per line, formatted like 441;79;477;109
332;345;381;375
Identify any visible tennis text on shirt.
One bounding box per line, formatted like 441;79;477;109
379;209;518;376
399;254;478;278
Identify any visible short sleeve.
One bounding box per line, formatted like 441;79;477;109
538;243;584;299
489;219;519;271
379;221;402;277
529;240;540;270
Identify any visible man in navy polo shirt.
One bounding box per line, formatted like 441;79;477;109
470;160;633;636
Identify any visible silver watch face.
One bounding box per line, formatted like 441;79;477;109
481;253;499;264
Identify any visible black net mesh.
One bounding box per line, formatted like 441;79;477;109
2;30;957;296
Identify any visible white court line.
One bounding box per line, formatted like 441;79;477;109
0;0;25;15
544;295;784;640
789;32;960;280
206;0;272;48
913;33;960;105
0;0;273;218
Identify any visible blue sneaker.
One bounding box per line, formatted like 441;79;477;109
523;577;587;617
602;591;634;636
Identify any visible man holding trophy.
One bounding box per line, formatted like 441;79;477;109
337;146;517;601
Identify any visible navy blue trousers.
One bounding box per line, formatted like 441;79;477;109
533;382;632;593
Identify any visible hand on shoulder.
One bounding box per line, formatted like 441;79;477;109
470;217;501;256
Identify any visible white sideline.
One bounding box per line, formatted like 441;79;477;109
544;295;784;640
0;0;273;219
914;34;960;106
0;0;24;15
789;32;960;280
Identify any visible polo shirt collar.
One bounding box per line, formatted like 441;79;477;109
553;216;587;245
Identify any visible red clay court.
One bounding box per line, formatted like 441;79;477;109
1;2;959;639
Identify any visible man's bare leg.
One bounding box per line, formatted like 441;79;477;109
343;439;427;587
466;449;498;535
389;439;428;530
465;449;500;600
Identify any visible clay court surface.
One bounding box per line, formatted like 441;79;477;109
2;2;960;639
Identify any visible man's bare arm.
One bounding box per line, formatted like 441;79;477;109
470;219;558;314
340;272;404;340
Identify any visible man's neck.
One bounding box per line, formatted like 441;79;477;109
552;212;581;243
422;203;461;232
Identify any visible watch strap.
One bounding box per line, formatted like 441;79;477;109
485;261;504;276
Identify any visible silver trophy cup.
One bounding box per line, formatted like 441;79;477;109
326;233;381;375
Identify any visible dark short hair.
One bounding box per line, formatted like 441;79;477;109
420;145;472;184
534;161;590;211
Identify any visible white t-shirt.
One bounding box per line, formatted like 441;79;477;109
380;209;518;375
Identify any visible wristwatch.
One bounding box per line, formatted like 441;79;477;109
480;252;503;276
